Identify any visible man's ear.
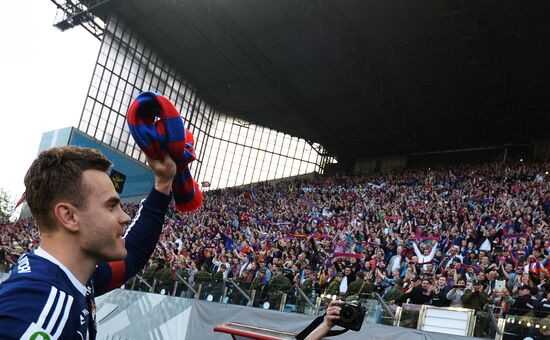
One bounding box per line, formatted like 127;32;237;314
53;202;80;232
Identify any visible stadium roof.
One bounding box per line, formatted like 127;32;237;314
87;0;550;161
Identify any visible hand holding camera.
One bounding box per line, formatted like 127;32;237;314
301;300;366;340
334;301;366;331
324;300;343;328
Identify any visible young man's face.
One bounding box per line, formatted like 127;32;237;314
75;169;131;262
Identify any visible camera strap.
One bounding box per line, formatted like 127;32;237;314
358;281;366;294
326;328;350;337
295;314;350;340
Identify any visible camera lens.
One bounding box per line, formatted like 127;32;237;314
340;305;358;323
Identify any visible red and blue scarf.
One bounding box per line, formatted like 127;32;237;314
126;91;202;212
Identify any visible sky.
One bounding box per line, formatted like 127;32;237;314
0;1;99;202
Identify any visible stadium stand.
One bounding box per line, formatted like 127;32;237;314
3;161;549;338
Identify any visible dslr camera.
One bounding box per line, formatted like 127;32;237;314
334;301;366;331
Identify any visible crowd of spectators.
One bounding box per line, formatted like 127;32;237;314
2;162;550;327
0;219;38;272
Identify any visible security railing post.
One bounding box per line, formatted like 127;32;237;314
486;305;501;336
279;293;287;312
249;290;256;307
172;282;178;296
315;297;322;316
220;286;228;303
130;276;136;291
195;284;202;299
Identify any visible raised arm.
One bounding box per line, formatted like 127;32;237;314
412;241;422;258
426;242;439;262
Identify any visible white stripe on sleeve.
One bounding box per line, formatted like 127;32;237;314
36;286;58;328
52;294;74;339
45;290;66;333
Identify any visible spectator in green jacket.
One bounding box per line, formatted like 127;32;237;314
345;271;372;301
462;279;489;311
268;267;292;310
194;263;212;299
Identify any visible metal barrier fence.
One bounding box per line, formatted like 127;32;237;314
3;268;543;339
121;274;515;338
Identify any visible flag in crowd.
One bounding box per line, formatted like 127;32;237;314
15;192;26;208
300;197;315;207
